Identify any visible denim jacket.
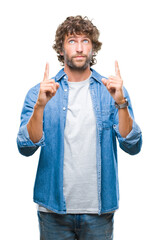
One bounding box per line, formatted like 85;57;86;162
17;68;142;215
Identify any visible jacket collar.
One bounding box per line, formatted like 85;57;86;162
55;68;105;84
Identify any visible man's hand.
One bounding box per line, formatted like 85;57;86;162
102;60;133;137
102;61;125;104
36;63;60;108
27;63;59;143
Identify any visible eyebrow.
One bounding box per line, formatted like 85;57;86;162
66;35;90;40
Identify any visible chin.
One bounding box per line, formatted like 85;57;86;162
71;63;89;71
73;62;89;70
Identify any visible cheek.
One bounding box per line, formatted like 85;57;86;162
65;46;76;55
87;48;93;56
84;45;93;53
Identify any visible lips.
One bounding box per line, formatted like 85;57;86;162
73;55;86;57
73;55;86;59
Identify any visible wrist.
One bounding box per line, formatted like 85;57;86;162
34;101;46;110
115;98;126;105
115;98;128;109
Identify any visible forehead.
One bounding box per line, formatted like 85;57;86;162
64;33;91;41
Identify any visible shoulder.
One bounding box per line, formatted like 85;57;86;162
27;83;40;95
24;83;40;104
90;68;103;83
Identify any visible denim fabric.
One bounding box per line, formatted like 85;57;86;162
17;68;142;215
37;211;114;240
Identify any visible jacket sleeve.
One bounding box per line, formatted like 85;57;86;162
17;85;45;157
113;87;142;155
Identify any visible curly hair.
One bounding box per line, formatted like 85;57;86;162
52;15;102;66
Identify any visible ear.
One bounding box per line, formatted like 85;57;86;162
60;51;64;56
92;51;96;56
60;47;64;56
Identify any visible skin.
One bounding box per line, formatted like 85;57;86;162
62;34;93;82
27;63;60;142
27;33;133;142
102;61;133;137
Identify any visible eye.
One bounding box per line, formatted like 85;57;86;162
83;39;89;43
69;40;75;44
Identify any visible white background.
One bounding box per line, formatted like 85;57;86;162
0;0;159;239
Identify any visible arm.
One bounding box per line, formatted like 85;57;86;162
102;61;142;155
102;61;133;138
27;103;44;143
27;63;59;143
113;88;142;155
17;63;59;156
117;100;133;138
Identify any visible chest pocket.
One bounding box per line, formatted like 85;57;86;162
101;104;115;129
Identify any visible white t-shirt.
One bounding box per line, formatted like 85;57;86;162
63;76;98;213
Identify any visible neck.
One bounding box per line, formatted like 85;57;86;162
64;65;91;82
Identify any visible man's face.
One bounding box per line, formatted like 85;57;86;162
62;34;93;70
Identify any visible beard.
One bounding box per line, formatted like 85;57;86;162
63;50;93;71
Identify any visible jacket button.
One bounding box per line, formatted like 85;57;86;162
63;107;66;110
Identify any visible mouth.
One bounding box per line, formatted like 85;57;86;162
73;56;86;60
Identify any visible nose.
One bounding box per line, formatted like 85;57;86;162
76;42;83;52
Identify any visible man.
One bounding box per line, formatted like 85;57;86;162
17;16;142;240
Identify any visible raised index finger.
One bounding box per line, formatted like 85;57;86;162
115;60;121;78
43;62;49;81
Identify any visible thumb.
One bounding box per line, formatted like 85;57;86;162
101;78;108;86
55;82;60;89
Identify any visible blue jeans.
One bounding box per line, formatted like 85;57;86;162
37;211;114;240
